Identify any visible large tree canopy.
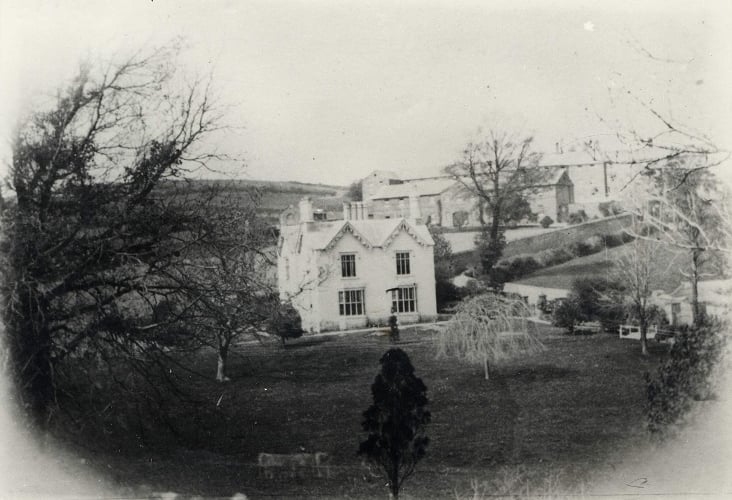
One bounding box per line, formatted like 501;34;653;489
445;127;545;277
1;45;231;429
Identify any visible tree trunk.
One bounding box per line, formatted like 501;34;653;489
690;248;702;326
490;205;501;243
12;287;55;429
216;344;231;382
389;461;399;499
639;321;648;357
483;356;490;380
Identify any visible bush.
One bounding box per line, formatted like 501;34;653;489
534;247;574;268
436;280;464;312
498;255;541;281
552;298;583;334
570;241;591;257
599;201;624;217
600;231;634;248
597;303;627;333
568;210;588;225
571;277;624;321
463;278;489;296
268;301;304;346
583;235;604;251
539;216;554;228
570;235;603;257
475;229;506;275
646;321;725;434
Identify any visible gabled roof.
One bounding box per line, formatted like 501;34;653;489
282;218;434;254
369;178;456;200
322;218;433;250
539;150;665;167
369;169;573;200
539;151;603;167
542;168;572;186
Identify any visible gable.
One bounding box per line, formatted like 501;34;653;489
323;222;373;251
382;219;433;248
556;169;573;186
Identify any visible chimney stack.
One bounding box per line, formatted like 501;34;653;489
299;197;313;223
345;201;369;220
408;185;421;220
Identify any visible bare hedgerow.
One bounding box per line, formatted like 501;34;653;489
435;294;544;380
454;466;587;500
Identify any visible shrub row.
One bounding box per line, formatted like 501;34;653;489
493;230;634;282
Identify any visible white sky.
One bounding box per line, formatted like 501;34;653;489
1;0;731;186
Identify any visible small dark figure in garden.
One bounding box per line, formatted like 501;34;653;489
359;348;430;499
388;308;400;343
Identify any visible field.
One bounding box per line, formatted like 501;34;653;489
71;324;668;498
515;242;688;293
160;178;348;225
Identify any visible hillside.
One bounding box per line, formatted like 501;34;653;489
514;242;690;293
160;178;349;225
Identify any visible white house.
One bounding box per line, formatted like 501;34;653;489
651;279;732;326
278;197;437;333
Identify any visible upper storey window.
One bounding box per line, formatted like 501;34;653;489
396;252;411;275
341;253;356;278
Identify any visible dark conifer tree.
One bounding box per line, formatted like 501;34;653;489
358;348;430;499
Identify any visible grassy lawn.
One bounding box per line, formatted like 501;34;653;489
515;242;688;292
80;325;666;498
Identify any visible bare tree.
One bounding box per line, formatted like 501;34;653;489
594;47;730;326
435;294;544;380
165;190;279;382
445;127;543;274
627;162;726;327
609;238;664;356
1;44;230;428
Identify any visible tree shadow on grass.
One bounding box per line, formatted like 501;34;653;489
485;373;521;465
283;337;335;349
502;364;578;383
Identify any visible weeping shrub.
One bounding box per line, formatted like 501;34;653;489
435;294;544;380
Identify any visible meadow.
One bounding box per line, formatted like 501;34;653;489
72;324;668;498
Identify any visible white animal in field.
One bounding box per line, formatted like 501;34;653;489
257;452;330;479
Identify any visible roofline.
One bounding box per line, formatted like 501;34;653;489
317;217;433;250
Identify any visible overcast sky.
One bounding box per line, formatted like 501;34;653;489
1;0;730;186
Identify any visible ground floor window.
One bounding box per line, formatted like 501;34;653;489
391;286;417;313
339;289;365;316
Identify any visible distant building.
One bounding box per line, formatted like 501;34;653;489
363;169;574;227
277;197;437;333
652;279;732;327
529;169;574;222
